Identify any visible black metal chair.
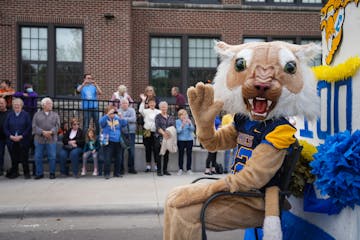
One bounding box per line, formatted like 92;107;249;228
192;140;302;240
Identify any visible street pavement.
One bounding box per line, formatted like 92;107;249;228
0;171;208;218
0;171;245;239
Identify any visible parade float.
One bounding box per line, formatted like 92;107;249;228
293;0;360;239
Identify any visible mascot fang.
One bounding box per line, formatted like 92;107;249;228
163;41;321;240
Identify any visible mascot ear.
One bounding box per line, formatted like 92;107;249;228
293;42;322;62
214;41;236;60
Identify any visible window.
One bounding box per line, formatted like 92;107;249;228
150;37;182;98
20;27;48;95
150;36;219;101
19;25;83;96
188;38;218;88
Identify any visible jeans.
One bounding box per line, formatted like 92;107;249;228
0;139;6;173
121;133;136;172
34;141;57;176
177;140;193;171
59;147;83;176
83;109;99;135
103;141;123;176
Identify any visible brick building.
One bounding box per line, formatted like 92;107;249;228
0;0;322;103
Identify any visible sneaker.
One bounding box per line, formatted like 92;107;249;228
145;166;151;172
81;169;86;176
153;166;158;172
177;169;183;176
92;170;98;176
49;173;56;179
187;170;193;175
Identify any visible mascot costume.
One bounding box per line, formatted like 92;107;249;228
163;41;321;240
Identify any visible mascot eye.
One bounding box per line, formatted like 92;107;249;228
284;61;297;74
235;58;247;72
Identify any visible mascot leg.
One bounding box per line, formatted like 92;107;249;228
163;200;203;240
263;186;282;240
163;186;265;240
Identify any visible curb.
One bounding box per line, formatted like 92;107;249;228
0;204;164;219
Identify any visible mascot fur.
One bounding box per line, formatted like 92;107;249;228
163;41;321;240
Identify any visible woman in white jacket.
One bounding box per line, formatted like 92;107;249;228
139;96;160;172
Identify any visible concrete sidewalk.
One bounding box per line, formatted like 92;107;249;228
0;172;217;218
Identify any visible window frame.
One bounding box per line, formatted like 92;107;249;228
149;34;220;103
17;23;84;97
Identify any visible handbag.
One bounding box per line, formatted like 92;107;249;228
143;129;151;138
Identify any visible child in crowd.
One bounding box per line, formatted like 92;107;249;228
81;128;100;176
58;121;69;141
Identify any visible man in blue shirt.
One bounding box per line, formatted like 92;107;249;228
77;74;102;135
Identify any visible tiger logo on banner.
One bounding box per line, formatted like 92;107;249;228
321;0;360;65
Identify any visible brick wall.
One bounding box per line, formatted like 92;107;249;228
131;5;320;99
0;0;132;100
0;0;321;101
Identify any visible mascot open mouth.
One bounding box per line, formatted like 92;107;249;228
245;97;275;118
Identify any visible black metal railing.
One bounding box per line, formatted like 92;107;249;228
25;96;201;147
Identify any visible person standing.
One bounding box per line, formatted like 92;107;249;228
119;99;137;174
0;98;9;176
77;74;102;135
99;105;127;179
171;86;186;111
204;115;221;175
139;97;160;172
32;97;60;179
140;86;160;109
154;101;175;176
111;85;134;109
58;118;84;178
4;98;32;179
175;109;195;176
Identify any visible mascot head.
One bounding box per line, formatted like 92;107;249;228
213;41;321;121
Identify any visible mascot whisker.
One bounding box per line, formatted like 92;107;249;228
163;41;321;240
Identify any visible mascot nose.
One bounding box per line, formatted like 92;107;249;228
254;83;270;94
254;66;275;94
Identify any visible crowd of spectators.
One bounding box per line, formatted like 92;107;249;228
0;78;234;180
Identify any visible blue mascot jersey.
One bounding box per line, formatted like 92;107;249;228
231;113;296;175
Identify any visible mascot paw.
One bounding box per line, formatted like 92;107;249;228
263;216;282;240
187;82;223;126
167;179;229;208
